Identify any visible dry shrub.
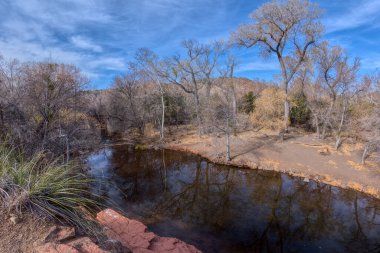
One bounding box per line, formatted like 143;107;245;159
250;87;285;130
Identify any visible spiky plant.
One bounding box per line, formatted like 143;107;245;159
0;144;100;228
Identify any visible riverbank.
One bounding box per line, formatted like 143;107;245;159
166;128;380;199
117;126;380;199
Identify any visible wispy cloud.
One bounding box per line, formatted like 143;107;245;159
71;36;102;53
324;0;380;32
0;0;379;87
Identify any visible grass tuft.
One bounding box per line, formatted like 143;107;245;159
0;144;100;229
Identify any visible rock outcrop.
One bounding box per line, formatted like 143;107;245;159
35;209;201;253
97;209;202;253
35;224;109;253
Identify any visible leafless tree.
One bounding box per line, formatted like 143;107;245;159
218;55;238;134
0;57;24;138
211;57;238;161
312;43;360;144
132;48;167;141
112;72;147;135
161;40;220;136
231;0;323;132
358;74;380;164
0;57;98;158
21;62;94;158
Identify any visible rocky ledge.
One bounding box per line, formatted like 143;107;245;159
35;209;201;253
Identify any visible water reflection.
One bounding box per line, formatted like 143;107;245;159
87;145;380;253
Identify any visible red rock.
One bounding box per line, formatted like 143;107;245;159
67;237;108;253
103;239;132;253
97;209;202;253
44;226;76;242
35;242;80;253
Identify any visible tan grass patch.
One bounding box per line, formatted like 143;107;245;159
261;158;281;170
347;160;368;171
365;186;380;197
339;142;364;156
347;181;364;191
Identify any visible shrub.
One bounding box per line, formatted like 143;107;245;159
250;87;285;130
240;91;256;114
290;92;311;126
0;144;99;228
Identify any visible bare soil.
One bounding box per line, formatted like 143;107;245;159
0;212;53;253
120;125;380;199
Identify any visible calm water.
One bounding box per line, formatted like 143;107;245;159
87;145;380;253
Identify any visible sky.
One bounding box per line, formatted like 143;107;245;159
0;0;379;89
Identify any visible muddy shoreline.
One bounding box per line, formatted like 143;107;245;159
163;143;380;200
103;129;380;200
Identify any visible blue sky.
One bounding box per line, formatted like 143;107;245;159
0;0;379;89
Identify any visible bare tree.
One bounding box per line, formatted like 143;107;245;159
21;62;92;158
161;40;220;136
358;74;380;164
211;58;238;161
112;72;147;135
132;48;167;141
0;57;24;138
231;0;323;132
218;54;238;134
312;43;359;143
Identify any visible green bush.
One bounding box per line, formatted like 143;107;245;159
241;91;256;114
0;144;99;227
290;93;311;126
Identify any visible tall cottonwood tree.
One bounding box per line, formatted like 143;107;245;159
231;0;323;132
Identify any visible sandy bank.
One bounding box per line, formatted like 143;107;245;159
157;129;380;199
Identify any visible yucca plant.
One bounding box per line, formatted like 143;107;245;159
0;144;100;229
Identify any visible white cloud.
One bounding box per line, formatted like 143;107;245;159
10;0;112;31
87;57;126;71
71;36;102;53
324;0;380;32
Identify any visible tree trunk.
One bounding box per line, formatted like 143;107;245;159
232;90;237;136
314;114;320;138
335;137;342;150
335;103;347;150
160;88;165;141
226;117;231;161
321;101;334;139
279;57;290;133
194;92;202;137
284;96;290;132
361;142;370;165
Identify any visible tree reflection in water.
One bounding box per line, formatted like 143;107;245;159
87;145;380;253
